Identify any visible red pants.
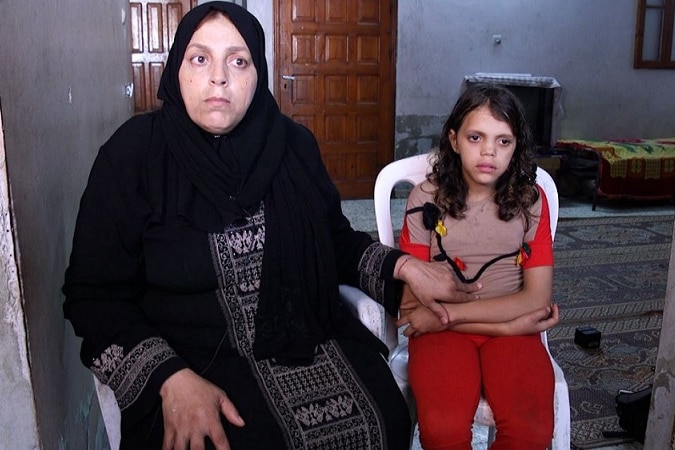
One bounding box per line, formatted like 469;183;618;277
408;331;554;450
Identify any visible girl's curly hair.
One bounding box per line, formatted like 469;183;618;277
429;83;539;226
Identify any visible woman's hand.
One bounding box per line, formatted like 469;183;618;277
159;368;245;450
395;256;481;324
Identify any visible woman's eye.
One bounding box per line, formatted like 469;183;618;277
499;138;513;146
468;134;480;142
190;55;207;65
231;57;248;68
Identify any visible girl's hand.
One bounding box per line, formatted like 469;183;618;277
397;305;446;337
505;304;560;335
160;368;245;450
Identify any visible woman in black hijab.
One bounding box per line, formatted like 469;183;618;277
63;2;489;448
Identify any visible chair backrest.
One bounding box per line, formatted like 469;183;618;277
373;153;559;246
374;153;431;247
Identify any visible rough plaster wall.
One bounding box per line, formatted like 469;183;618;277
0;104;39;449
396;0;675;158
0;0;132;447
645;219;675;448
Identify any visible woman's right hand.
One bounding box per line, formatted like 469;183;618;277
159;368;245;450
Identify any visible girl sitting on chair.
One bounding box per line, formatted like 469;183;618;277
397;83;558;450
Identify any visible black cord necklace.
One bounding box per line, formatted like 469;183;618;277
408;202;528;284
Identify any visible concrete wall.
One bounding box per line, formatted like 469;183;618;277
0;0;132;448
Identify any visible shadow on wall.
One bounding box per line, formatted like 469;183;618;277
395;115;445;160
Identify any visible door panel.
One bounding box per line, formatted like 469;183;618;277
275;0;397;199
130;0;196;114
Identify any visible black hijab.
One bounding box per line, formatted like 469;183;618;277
156;2;342;363
157;1;282;225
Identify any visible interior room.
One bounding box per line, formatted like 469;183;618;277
0;0;673;448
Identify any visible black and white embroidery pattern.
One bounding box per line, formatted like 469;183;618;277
91;337;177;411
208;205;385;449
358;242;392;302
91;344;124;381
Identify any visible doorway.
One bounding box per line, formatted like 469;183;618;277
274;0;397;199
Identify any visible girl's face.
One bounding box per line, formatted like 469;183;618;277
178;14;258;135
449;105;516;196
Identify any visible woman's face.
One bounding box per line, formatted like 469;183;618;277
178;13;258;135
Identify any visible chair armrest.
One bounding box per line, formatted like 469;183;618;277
338;284;398;351
338;284;415;412
94;377;121;450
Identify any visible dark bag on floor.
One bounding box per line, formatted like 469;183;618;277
615;386;652;443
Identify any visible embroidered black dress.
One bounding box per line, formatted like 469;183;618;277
63;3;410;449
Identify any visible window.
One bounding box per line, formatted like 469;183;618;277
634;0;675;68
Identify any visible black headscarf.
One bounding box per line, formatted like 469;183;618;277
157;1;282;225
156;2;342;363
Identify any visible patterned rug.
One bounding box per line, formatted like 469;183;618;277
547;215;673;449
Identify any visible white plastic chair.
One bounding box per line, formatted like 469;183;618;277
357;152;571;449
95;377;121;449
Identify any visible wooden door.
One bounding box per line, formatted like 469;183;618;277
130;0;197;113
275;0;397;199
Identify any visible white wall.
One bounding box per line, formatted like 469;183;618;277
246;0;276;92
